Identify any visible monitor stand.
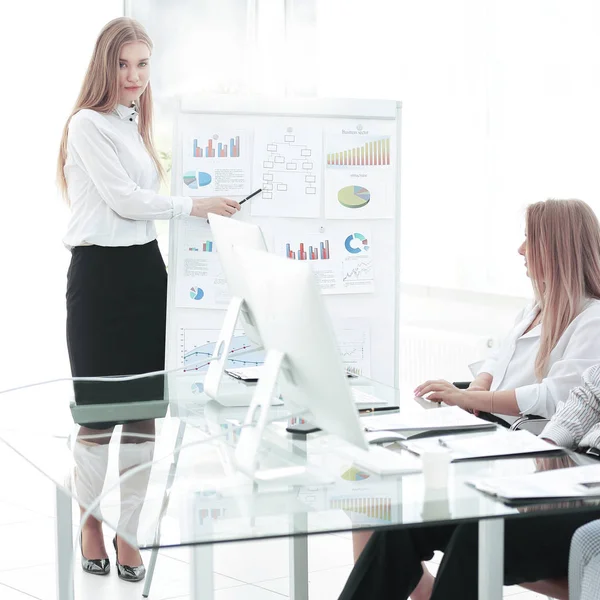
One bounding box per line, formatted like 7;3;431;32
203;296;262;407
234;349;333;485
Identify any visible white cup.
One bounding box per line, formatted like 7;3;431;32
421;447;451;491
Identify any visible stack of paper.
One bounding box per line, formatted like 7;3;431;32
402;429;562;462
361;405;496;437
468;464;600;505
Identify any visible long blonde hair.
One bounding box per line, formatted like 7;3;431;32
57;17;164;199
527;199;600;378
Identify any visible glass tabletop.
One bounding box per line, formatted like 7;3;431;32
0;370;598;552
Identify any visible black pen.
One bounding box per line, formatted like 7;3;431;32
206;189;262;223
359;405;400;415
239;188;262;205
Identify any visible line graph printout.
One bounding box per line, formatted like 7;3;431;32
275;224;374;295
251;121;322;218
334;320;371;376
178;328;265;372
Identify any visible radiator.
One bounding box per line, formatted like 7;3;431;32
399;326;497;384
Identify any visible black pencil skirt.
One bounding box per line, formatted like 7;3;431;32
66;240;167;429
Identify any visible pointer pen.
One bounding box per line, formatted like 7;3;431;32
239;188;262;205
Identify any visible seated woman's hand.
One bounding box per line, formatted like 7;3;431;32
413;379;470;409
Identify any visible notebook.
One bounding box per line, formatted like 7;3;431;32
402;429;562;462
361;405;497;438
468;464;600;505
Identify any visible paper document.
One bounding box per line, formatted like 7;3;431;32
178;328;264;373
174;219;230;309
182;128;252;197
324;123;396;220
402;429;561;462
251;121;322;218
275;224;374;295
469;464;600;504
335;319;371;376
362;406;497;435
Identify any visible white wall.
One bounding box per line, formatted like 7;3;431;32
315;0;600;298
0;1;122;389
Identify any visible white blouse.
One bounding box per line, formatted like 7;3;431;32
63;104;192;248
478;298;600;421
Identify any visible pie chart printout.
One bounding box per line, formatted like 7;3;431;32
189;286;205;301
338;185;371;209
183;171;212;189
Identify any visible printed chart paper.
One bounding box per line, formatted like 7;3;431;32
251;122;322;218
334;319;371;376
175;219;231;309
275;224;374;295
182;129;251;196
177;327;264;372
324;123;395;219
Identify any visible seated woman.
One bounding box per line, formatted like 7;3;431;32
338;362;600;600
416;198;600;424
352;198;600;598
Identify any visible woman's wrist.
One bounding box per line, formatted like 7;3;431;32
190;198;208;218
468;389;518;416
463;390;490;412
469;374;492;391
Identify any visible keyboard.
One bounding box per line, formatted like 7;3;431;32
340;443;421;475
351;388;388;405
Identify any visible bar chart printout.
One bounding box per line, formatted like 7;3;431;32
183;129;251;196
285;240;330;260
187;240;215;253
193;136;241;158
327;136;391;167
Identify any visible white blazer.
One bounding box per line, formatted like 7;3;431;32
478;298;600;421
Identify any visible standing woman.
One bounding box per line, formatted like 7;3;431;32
57;17;239;581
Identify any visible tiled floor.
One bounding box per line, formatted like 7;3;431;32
0;444;554;599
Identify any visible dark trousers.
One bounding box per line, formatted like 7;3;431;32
338;510;600;600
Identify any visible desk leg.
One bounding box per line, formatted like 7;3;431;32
55;485;74;600
478;518;504;600
290;532;308;600
190;543;214;600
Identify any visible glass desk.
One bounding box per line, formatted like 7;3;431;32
0;372;598;600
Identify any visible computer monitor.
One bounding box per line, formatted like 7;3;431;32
203;214;268;405
229;247;415;480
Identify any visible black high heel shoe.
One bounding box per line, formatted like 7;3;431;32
113;536;146;582
80;532;110;576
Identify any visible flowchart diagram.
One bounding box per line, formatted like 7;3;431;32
251;124;322;218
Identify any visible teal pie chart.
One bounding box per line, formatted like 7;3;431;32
190;286;205;300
